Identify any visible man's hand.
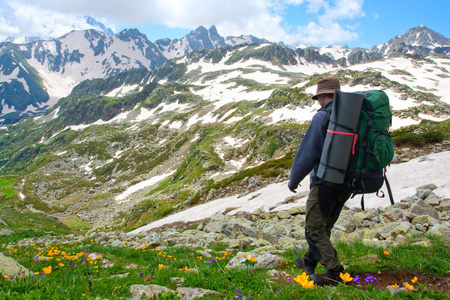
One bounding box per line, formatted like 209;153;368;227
288;184;300;194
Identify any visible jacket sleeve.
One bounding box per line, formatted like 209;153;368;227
288;111;326;190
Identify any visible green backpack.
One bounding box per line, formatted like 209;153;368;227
322;90;395;209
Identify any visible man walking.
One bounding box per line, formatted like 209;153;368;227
288;77;351;286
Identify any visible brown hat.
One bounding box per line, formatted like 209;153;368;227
312;77;340;100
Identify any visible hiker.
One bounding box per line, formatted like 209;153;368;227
288;76;351;286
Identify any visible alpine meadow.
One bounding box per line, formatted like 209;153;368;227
0;23;449;299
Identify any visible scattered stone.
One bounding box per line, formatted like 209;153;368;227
0;253;33;279
409;200;441;221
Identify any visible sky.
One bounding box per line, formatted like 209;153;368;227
0;0;449;48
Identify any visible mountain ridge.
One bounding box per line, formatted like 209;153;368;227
1;25;449;125
0;27;449;232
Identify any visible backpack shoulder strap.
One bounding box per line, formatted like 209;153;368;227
321;105;332;132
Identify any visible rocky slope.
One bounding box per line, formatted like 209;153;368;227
0;28;449;234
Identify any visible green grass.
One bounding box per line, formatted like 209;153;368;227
1;231;448;299
0;177;17;198
391;119;450;147
0;210;72;235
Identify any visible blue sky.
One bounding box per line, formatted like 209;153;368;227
1;0;448;48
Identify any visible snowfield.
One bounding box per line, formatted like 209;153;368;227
129;151;450;234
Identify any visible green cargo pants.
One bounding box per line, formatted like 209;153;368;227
303;182;352;273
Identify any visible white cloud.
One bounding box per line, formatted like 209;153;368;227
0;0;365;46
0;0;116;41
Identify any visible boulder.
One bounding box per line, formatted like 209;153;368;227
221;218;257;238
0;253;33;279
409;200;440;221
226;251;285;270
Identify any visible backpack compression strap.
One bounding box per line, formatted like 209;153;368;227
327;129;358;155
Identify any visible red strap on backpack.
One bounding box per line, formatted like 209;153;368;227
327;129;359;155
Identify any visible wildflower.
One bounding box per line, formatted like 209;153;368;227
250;256;255;262
353;275;360;284
294;272;315;288
365;274;377;283
34;272;39;275
383;250;390;255
3;274;9;279
243;253;248;258
405;283;414;291
43;266;52;274
411;276;418;283
340;272;353;283
59;263;64;267
390;283;398;289
158;264;164;269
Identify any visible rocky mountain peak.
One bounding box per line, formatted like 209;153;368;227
372;25;450;56
402;25;450;48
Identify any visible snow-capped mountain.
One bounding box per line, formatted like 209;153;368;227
372;25;450;56
0;26;449;231
154;25;268;59
0;25;449;125
0;26;270;124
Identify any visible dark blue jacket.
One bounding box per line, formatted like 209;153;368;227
288;101;333;189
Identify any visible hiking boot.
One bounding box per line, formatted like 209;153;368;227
294;257;315;275
309;272;343;287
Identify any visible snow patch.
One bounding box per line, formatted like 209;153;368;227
116;171;176;202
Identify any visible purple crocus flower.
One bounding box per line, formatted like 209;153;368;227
365;275;378;283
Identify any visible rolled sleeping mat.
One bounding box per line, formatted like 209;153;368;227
316;90;365;184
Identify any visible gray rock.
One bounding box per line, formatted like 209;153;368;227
409;200;440;222
417;183;437;190
381;207;408;223
361;228;380;239
392;222;412;237
203;222;222;233
0;253;33;279
278;237;301;249
130;284;173;299
425;194;441;207
226;251;285;270
287;206;306;215
221;218;257;238
210;213;226;222
427;224;450;237
417;189;433;200
0;229;14;236
335;213;358;232
440;199;450;211
411;215;439;226
250;238;271;248
261;223;290;244
276;211;291;219
176;287;219;300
